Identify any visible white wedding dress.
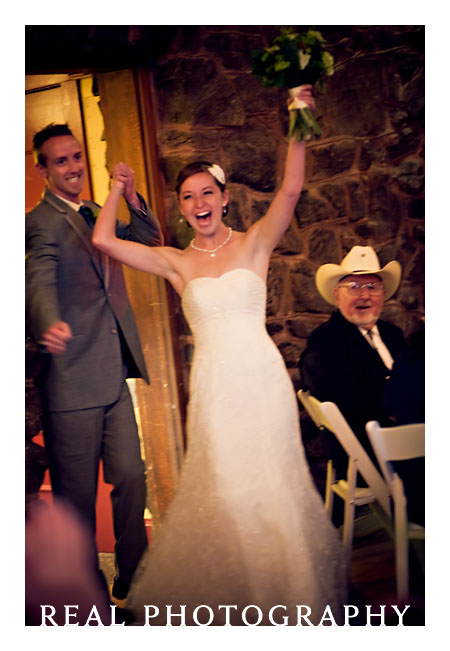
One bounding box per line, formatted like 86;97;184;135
127;268;346;625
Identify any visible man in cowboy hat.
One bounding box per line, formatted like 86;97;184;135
298;245;406;467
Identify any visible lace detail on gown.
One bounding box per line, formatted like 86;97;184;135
127;268;346;625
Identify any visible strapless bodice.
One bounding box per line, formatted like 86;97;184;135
181;267;275;367
182;267;266;330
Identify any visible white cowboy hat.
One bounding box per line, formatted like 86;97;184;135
315;246;402;306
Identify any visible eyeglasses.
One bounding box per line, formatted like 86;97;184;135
336;281;384;296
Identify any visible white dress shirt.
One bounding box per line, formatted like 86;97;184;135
359;324;394;370
54;194;83;212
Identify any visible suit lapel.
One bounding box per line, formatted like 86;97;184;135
43;190;106;282
79;200;111;290
377;320;397;352
358;328;391;373
335;311;391;375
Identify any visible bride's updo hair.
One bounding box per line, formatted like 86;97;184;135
175;161;226;196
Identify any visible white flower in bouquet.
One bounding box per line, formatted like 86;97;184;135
299;50;311;70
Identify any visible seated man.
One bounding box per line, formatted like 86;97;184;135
298;245;406;474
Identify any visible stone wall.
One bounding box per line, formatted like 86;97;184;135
148;25;424;395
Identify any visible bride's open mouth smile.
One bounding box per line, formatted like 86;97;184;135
196;210;212;226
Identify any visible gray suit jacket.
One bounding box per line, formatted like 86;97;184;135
26;188;163;412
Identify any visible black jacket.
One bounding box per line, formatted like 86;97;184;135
298;310;406;452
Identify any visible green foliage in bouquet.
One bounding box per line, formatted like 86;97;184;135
252;28;334;140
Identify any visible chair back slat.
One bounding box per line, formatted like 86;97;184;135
366;420;425;488
297;389;322;429
366;421;424;464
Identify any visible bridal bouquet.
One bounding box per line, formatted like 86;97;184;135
252;28;334;141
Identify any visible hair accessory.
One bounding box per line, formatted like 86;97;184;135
206;164;226;186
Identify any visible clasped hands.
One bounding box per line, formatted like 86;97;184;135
110;161;138;205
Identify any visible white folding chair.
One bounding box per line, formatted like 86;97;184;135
366;420;425;601
297;391;392;569
298;389;336;513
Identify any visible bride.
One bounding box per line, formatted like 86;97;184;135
93;86;346;626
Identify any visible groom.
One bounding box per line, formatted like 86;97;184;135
26;123;163;601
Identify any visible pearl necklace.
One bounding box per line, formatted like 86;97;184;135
190;227;233;258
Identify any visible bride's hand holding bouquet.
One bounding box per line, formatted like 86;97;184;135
252;28;334;141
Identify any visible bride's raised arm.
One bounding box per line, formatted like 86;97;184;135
248;85;314;255
92;175;177;281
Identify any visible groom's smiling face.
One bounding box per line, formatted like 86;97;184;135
37;135;86;203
